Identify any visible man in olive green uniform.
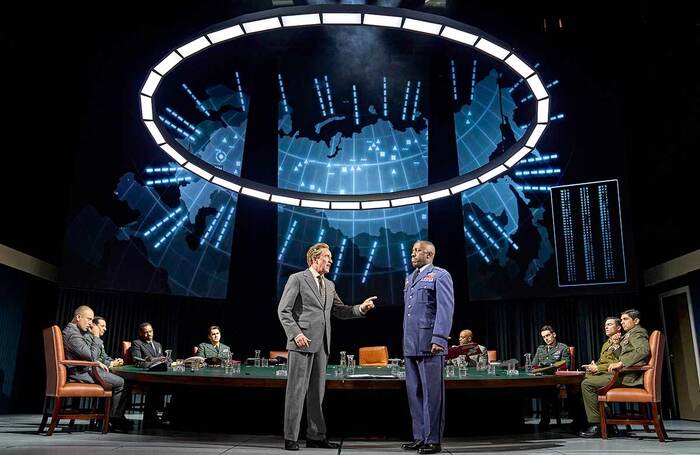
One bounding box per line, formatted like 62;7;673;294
197;325;231;360
533;325;571;428
579;309;650;437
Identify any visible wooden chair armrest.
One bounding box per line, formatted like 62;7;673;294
90;365;112;391
596;365;651;395
60;360;100;367
619;365;652;372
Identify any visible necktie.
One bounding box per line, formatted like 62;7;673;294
317;275;326;302
150;341;157;355
412;268;420;284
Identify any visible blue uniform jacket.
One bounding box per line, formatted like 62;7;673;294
403;264;455;356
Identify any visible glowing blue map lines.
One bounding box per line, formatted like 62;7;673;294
402;80;411;121
314;77;327;117
154;215;188;249
382;76;388;117
411;81;421;121
145;176;192;186
464;226;490;263
214;205;235;249
331;237;347;281
470;59;477;102
450;60;458;100
278;220;298;261
235;71;246;112
324;75;334;115
182;83;210;117
200;205;225;245
485;214;519;250
515;168;561;177
352;84;359;125
278;74;289;113
143;207;183;237
361;240;378;284
400;242;409;272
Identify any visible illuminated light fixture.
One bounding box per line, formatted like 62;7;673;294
391;196;421;207
361;200;391;209
525;124;547;148
449;179;479;194
207;25;245;44
281;14;321;27
363;14;403;28
440;26;478;45
504;146;533;168
184;162;213;181
526;74;548;100
140;95;153;120
537;98;550;124
212;176;241;192
301;199;331;209
331;201;361;210
141;72;162;97
242;17;281;33
322;13;362;24
420;189;450;202
176;37;210;58
271;195;301;206
504;54;534;78
144;121;166;144
402;18;442;35
154;52;183;76
478;165;508;183
160;144;188;165
241;187;271;200
475;38;509;60
143;5;550;210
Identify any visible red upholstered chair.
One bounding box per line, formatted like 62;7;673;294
568;346;576;370
359;346;389;367
487;350;497;363
269;350;289;360
38;326;112;435
597;330;668;441
120;341;132;365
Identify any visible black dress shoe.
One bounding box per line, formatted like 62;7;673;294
306;438;340;449
284;439;299;451
418;443;442;454
579;425;600;438
401;440;424;450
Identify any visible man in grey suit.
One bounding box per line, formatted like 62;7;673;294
62;306;130;431
278;242;376;451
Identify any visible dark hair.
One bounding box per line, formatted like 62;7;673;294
208;325;221;334
605;317;622;328
93;316;106;325
621;309;640;320
138;322;152;332
540;325;555;334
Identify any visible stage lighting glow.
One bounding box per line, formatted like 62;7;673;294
141;72;162;97
526;74;548;100
176;37;210;58
504;54;534;78
504;146;533;168
420;189;450;202
322;13;362;24
391;196;421;207
207;25;245;44
160;144;188;165
361;200;391;209
184;162;213;181
271;195;301;206
475;38;509;60
331;201;361;210
363;13;403;28
450;179;479;194
140;95;153;120
241;187;271;200
301;199;331;209
402;18;442;35
242;17;282;33
478;164;508;183
537;98;550;123
440;26;478;45
525;124;547;148
281;13;321;27
154;52;183;76
212;176;241;192
144;121;166;144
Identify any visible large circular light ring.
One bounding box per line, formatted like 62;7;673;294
140;5;550;210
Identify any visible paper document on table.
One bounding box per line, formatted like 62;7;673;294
346;374;397;379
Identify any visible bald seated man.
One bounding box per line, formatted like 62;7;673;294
457;329;488;367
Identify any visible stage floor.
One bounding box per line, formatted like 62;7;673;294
1;415;699;454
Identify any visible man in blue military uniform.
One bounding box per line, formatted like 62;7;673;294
401;240;454;455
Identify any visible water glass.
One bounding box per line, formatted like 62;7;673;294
254;350;262;367
524;353;532;372
276;364;288;377
458;365;468;377
261;358;269;368
445;364;455;377
476;358;487;372
231;362;241;374
397;366;406;379
347;355;356;375
487;363;496;375
339;351;347;367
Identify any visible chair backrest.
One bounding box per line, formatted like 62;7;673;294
193;346;199;355
121;341;132;365
644;330;665;401
359;346;389;366
568;346;576;370
487;350;497;362
43;325;67;396
269;350;289;359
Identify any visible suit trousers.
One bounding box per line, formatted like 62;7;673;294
405;355;445;444
284;349;328;441
69;369;127;418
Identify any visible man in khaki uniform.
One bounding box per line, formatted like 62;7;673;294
579;309;650;437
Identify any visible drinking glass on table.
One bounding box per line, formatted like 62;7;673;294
487;363;496;375
347;355;355;375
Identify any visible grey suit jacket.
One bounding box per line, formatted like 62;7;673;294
278;269;364;354
63;323;103;375
131;338;163;360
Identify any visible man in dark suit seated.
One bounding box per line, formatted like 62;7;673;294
197;325;231;362
131;322;165;425
63;306;131;431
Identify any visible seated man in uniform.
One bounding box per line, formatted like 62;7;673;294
451;329;487;367
197;325;231;361
63;306;130;431
579;309;650;438
532;325;571;429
